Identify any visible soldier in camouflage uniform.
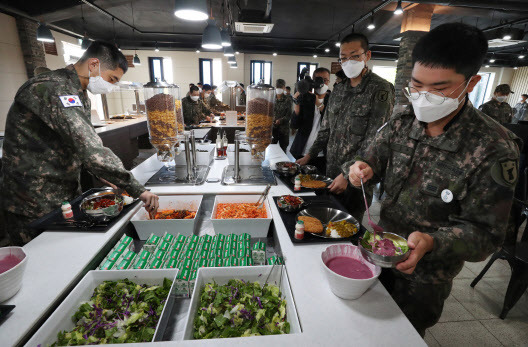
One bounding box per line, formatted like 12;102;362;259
297;33;394;219
272;79;293;152
205;85;229;113
479;84;514;124
348;23;520;336
182;85;213;125
0;41;159;246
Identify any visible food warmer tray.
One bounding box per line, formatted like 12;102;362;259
28;188;141;232
272;196;366;244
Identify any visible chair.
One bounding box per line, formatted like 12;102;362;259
470;166;528;319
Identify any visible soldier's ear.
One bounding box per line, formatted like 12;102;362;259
466;75;481;94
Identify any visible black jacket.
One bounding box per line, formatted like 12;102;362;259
289;92;331;158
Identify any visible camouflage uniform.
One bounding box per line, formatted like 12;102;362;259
272;95;293;152
356;101;520;336
479;98;513;124
207;94;229;113
0;65;146;246
308;70;395;218
182;95;211;125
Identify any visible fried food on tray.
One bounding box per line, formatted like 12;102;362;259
298;216;323;234
301;180;326;189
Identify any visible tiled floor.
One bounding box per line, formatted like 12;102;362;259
364;197;528;347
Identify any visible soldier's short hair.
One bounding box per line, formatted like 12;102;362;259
203;84;212;91
340;33;369;51
522;94;528;98
79;41;128;73
495;84;512;94
286;86;291;91
190;86;200;93
313;67;330;77
412;23;488;79
276;79;286;88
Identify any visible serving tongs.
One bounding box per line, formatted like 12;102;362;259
360;177;384;237
255;184;271;209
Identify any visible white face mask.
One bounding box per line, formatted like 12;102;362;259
87;64;117;95
315;84;329;95
341;60;365;78
496;95;507;103
205;92;211;98
191;95;200;101
408;80;470;123
276;88;284;95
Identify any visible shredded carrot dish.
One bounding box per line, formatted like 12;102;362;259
215;203;267;219
154;209;196;220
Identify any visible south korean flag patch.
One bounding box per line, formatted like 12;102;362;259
59;95;83;107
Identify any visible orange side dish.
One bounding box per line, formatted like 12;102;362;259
154;209;196;220
215;203;267;219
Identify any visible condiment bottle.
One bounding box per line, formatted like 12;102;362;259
222;132;228;156
295;220;305;240
216;132;223;157
61;201;74;219
294;175;301;191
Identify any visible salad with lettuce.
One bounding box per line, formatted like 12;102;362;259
361;231;409;256
53;278;172;346
193;279;289;339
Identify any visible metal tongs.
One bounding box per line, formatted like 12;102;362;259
360;177;384;237
255;184;271;209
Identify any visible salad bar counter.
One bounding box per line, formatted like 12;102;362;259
0;145;426;347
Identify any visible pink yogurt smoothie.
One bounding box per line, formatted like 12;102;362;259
0;254;22;274
325;256;373;279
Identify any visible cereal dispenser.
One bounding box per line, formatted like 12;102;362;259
245;82;275;160
143;81;180;162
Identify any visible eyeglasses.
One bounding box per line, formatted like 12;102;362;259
403;79;470;105
338;52;366;64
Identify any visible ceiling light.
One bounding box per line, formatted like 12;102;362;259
503;34;512;40
273;52;277;56
485;65;490;68
235;51;240;54
367;14;375;30
174;0;208;21
224;46;235;56
220;28;231;47
514;66;518;69
519;55;525;59
394;0;403;15
36;23;54;42
335;42;341;47
325;48;330;53
133;53;141;65
155;42;159;52
196;50;200;53
81;36;91;50
228;56;236;65
202;19;223;50
230;63;238;69
313;54;317;58
489;58;495;63
395;59;398;63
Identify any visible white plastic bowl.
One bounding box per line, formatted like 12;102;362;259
321;244;381;300
211;195;272;237
0;247;28;302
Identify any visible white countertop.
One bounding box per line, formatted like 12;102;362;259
93;117;147;134
1;145;424;347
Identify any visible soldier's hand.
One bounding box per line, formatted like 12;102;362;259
328;174;348;194
295;155;311;166
139;191;159;216
395;231;434;275
348;161;373;187
275;120;280;125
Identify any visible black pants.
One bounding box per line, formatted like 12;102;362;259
0;209;40;246
380;269;452;337
272;127;289;152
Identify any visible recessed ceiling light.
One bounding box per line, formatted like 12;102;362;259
395;59;398;63
313;54;317;58
325;48;330;53
489;58;495;63
174;0;208;21
519;55;525;59
367;23;375;30
196;50;200;53
273;52;277;56
335;42;341;47
503;34;512;40
235;51;240;54
514;66;518;69
485;65;490;68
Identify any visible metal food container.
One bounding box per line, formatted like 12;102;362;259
359;232;410;268
80;189;124;222
245;82;275;160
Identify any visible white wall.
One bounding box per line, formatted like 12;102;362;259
0;13;28;132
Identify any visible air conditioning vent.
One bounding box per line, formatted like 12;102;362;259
235;22;274;34
488;38;525;48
